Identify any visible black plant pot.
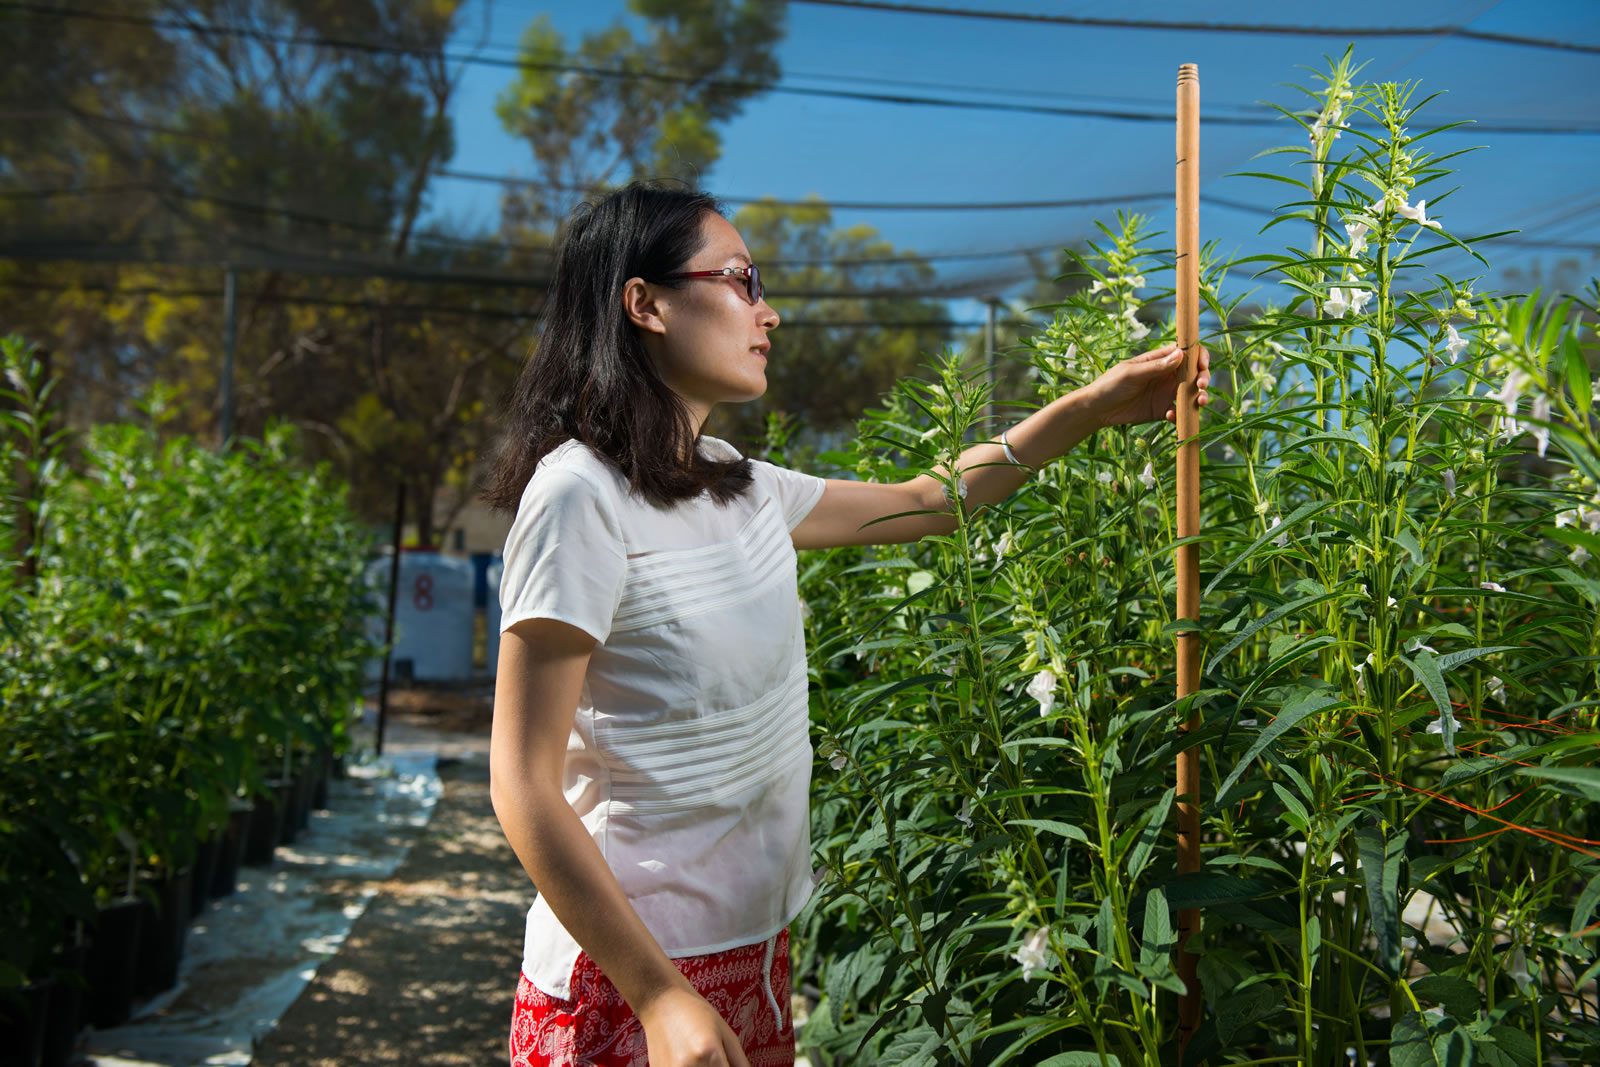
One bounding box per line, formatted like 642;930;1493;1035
0;975;53;1067
289;766;312;833
210;803;252;897
83;896;143;1029
133;867;193;998
278;774;302;846
189;832;221;919
242;782;287;867
312;745;332;811
41;933;88;1067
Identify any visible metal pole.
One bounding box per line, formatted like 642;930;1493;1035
221;266;237;446
1174;62;1204;1056
376;481;406;758
984;296;998;431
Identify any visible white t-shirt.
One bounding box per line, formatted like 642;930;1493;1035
498;433;828;999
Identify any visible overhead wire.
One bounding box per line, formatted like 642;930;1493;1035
787;0;1600;57
5;3;1599;134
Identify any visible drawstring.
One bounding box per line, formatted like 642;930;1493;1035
759;931;783;1034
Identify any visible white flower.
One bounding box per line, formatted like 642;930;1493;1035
1426;714;1446;735
1396;197;1442;229
995;532;1013;560
1443;324;1468;363
1012;927;1056;981
1222;444;1238;461
1405;636;1437;654
1507;946;1534;992
1122;307;1150;341
919;425;941;442
1443;469;1457;498
1237;718;1258;728
956;797;973;828
1326;286;1373;319
1530;393;1551;458
1387;596;1398;609
1096;469;1113;486
1487;676;1506;703
1090;279;1107;295
1269;514;1288;547
1326;287;1351;319
1572;544;1592;565
1129;274;1146;288
829;749;848;771
1487;368;1531;419
1027;670;1058;717
1344;220;1369;256
1585;508;1600;533
1139;461;1156;490
1480;581;1506;593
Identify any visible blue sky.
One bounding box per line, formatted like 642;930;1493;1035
427;1;1600;326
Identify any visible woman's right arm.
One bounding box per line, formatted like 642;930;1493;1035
489;616;751;1067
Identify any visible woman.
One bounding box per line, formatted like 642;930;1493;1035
484;181;1211;1067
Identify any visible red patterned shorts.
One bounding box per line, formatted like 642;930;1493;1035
509;927;794;1067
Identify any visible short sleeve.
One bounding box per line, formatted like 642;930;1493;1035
498;467;627;644
749;459;827;533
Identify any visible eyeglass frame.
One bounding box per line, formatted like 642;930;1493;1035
660;264;763;305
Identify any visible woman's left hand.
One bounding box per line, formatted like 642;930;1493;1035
1086;341;1212;428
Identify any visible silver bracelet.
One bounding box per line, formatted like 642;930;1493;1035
1000;428;1022;466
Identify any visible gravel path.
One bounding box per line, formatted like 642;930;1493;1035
251;750;526;1067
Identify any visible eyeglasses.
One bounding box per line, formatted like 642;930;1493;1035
662;264;763;305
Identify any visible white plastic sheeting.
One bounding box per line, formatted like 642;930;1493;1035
363;551;475;683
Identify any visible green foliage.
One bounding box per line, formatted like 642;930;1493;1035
0;339;379;991
791;50;1600;1065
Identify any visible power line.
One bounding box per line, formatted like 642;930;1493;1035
0;278;1011;330
788;0;1600;57
7;4;1600;134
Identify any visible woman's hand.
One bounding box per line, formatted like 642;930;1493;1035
638;986;752;1067
1085;341;1212;429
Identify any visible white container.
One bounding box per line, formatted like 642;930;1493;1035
363;550;476;683
485;557;504;678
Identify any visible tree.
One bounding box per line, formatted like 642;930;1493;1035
493;0;787;236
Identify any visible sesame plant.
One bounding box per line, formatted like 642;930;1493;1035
789;51;1599;1066
0;338;379;993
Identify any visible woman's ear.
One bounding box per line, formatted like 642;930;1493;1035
622;277;667;335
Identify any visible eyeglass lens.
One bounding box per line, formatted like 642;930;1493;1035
746;264;762;304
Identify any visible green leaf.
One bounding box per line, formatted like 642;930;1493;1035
1007;818;1090;844
1517;765;1600;800
1404;651;1457;755
1563;332;1594;412
1125;788;1174;883
1572;868;1600;935
1203;500;1340;597
1355;823;1404;979
1215;982;1279;1046
1214;690;1344;803
1391;1010;1473;1067
1410;974;1479;1018
1140;886;1174;969
1037;1054;1121;1067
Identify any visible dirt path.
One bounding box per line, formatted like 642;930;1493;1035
250;747;528;1067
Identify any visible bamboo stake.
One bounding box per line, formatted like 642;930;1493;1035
1174;62;1204;1055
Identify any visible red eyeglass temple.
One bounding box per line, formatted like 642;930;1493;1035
663;266;762;302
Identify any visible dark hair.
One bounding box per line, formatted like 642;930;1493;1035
481;180;755;513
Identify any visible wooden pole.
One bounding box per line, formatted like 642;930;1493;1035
1174;62;1204;1054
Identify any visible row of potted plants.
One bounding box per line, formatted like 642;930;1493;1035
0;336;380;1065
